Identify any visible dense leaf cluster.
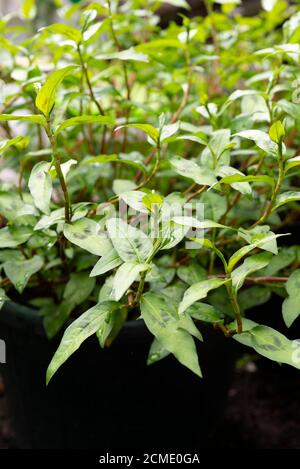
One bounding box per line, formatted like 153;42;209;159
0;0;300;382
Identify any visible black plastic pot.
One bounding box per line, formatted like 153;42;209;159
0;301;235;449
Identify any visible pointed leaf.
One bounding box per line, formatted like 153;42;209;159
35;65;78;118
112;262;148;301
235;130;278;156
179;278;227;315
46;301;119;384
28;161;52;215
115;124;159;145
0;114;46;126
63;218;111;256
90;249;122;277
55;115;114;136
106;218;153;263
141;292;201;377
231;252;273;293
4;255;43;293
282;270;300;327
40;23;82;43
170;156;216;186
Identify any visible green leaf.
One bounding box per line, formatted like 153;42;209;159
177;261;207;285
170;156;216;186
217;166;252;195
141;292;201;377
106;218;153;263
54;115;114;136
179;278;228;315
233;320;300;370
0;226;32;248
63;218;111;256
115;124;159;145
119;191;149;213
274;191;300;210
0;136;28;156
43;301;73;340
40;23;82;43
189;303;224;324
46;301;119;384
63;272;95;306
238;286;271;312
235;130;278;156
142;192;164;212
96;307;126;348
219;174;275;188
228;232;283;271
4;255;43;293
90;249;122;277
136;38;186;52
282;270;300;327
259;247;295;276
112;262;148;301
44;273;96;339
28;161;52;215
285;156;300;173
160;122;180;143
35;65;78;118
147;338;170;365
22;0;36;19
96;47;148;62
269;121;285;144
173;217;228;230
0;114;46;127
231;252;273;293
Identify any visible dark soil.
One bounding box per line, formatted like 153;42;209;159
1;359;300;449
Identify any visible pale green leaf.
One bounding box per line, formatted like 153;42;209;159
96;47;148;62
115;124;159;145
274;191;300;210
233;320;300;370
282;270;300;327
40;23;82;43
90;249;122;277
46;301;119;384
63;218;111;256
235;130;278;156
231;252;273;293
112;262;148;301
141;292;201;377
4;255;43;293
0;226;32;248
106;218;153;263
28;161;52;215
147;338;170;365
179;278;228;315
170;156;216;186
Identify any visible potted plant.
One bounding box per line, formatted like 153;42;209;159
1;0;300;449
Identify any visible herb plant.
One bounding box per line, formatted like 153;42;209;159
1;0;300;384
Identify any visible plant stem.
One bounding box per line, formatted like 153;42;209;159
107;0;131;152
77;44;107;153
46;122;71;223
251;142;284;228
226;278;243;334
135;144;161;190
